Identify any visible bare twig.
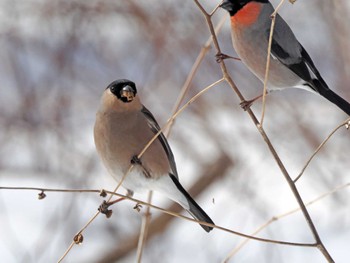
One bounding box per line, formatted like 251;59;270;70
0;185;315;247
260;0;286;125
58;212;100;263
294;118;350;182
165;14;227;137
137;78;224;161
136;191;153;263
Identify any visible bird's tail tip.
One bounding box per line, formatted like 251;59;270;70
187;206;215;233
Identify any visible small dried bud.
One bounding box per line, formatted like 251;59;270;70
38;191;46;200
99;189;107;197
74;233;84;244
98;201;113;218
105;210;113;218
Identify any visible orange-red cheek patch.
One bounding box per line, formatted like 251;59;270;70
231;2;262;26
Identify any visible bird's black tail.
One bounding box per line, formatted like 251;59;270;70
311;78;350;115
169;174;214;232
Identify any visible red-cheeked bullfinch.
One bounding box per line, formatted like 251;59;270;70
220;0;350;115
94;79;214;232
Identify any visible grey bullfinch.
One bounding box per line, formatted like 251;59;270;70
94;79;214;232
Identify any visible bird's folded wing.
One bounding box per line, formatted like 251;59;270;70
141;106;179;179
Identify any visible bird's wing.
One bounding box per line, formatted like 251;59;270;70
267;13;319;90
141;106;179;179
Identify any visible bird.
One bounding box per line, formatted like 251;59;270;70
220;0;350;115
94;79;214;232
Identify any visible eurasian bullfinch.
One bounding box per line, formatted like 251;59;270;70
220;0;350;115
94;79;214;232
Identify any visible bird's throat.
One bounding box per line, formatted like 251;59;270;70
230;2;262;26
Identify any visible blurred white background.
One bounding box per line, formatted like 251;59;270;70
0;0;349;262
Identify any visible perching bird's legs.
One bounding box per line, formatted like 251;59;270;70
131;155;151;178
131;155;142;165
98;156;148;218
240;92;269;111
99;189;138;218
215;52;240;63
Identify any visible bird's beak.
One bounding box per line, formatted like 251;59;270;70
220;0;233;11
120;86;135;102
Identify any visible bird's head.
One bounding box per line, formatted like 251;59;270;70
99;79;141;113
107;79;137;103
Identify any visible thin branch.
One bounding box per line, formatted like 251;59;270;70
210;0;224;17
260;0;286;125
136;191;153;263
0;185;316;247
58;211;100;263
294;118;350;182
57;242;75;263
165;14;227;137
137;78;224;161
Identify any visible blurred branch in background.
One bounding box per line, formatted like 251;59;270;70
320;1;350;93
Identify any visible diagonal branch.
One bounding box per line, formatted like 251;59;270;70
260;0;287;125
294;117;350;182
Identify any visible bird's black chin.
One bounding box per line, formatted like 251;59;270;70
220;0;242;16
120;97;133;103
220;0;234;11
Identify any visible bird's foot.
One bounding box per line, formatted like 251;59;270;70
240;100;253;111
215;52;240;63
240;93;266;110
131;155;142;165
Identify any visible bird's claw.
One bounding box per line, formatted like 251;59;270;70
240;100;253;111
131;155;142;165
215;52;240;63
215;52;230;63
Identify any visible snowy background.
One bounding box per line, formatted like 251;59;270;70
0;0;349;262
